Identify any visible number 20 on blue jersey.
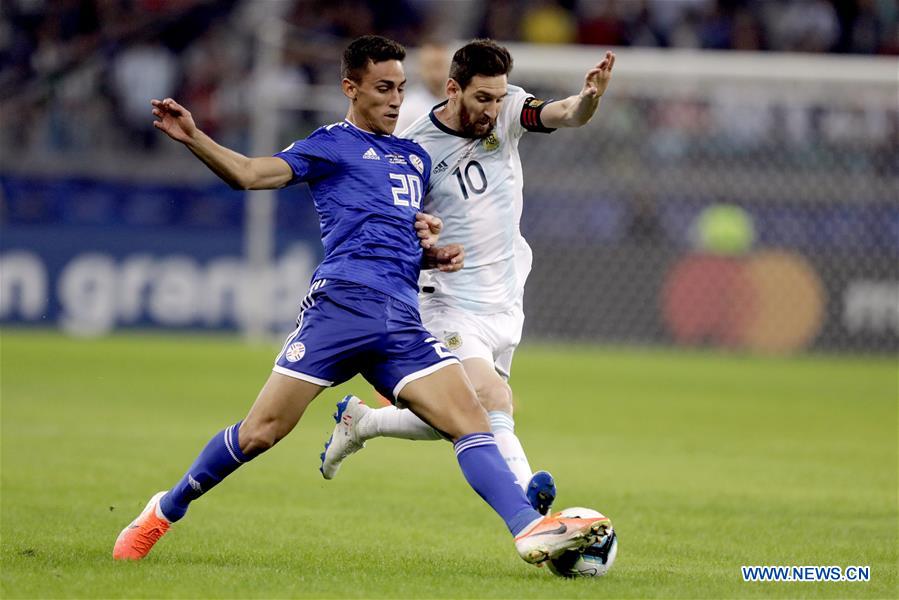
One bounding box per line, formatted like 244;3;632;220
390;173;422;209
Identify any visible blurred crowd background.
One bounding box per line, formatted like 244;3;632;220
1;0;897;353
2;0;897;160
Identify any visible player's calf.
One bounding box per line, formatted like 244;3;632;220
474;377;513;413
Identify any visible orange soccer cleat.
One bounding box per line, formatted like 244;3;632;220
514;509;612;564
112;491;171;560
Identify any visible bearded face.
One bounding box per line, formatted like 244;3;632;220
454;74;507;138
458;99;497;138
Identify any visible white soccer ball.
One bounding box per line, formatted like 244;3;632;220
547;507;618;578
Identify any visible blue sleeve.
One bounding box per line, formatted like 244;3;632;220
273;129;340;184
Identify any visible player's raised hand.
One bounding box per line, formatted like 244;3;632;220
415;212;443;250
151;98;198;144
581;51;616;99
424;243;464;272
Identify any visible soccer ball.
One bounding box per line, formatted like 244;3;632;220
547;507;618;578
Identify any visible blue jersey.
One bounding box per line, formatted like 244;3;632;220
275;121;431;308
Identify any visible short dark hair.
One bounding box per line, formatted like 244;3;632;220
449;39;513;90
342;35;406;82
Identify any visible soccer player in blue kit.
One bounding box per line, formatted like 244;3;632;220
113;35;610;565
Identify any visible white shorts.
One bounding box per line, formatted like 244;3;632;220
419;297;524;380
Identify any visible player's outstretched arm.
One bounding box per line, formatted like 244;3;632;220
151;98;292;190
541;51;616;129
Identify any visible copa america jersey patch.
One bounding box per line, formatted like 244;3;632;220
285;342;306;362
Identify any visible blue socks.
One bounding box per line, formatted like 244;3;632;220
454;432;541;535
159;421;256;522
158;426;541;537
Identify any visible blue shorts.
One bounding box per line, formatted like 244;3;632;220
273;279;459;401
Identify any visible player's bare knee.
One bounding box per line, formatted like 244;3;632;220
476;380;513;414
238;419;284;454
456;389;491;433
437;387;488;439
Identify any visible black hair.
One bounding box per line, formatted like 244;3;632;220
341;35;406;82
449;39;513;90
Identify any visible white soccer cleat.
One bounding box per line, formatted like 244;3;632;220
319;395;371;480
514;509;612;565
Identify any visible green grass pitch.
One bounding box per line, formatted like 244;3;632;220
1;330;896;598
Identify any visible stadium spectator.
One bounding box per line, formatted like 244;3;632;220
1;0;896;162
110;40;180;149
395;41;450;132
520;0;577;44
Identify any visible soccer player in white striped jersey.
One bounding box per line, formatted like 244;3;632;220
320;40;616;513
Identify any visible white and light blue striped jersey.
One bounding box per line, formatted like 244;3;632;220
400;85;552;313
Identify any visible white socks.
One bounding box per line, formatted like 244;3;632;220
359;406;533;490
357;405;443;441
488;411;533;490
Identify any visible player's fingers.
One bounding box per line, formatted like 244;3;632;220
608;53;616;70
438;254;462;271
447;244;464;263
163;98;184;114
415;212;436;226
421;212;442;233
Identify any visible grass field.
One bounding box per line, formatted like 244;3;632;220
1;330;896;598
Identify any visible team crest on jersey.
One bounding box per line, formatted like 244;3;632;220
409;154;424;174
444;332;463;350
482;133;500;151
285;342;306;362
